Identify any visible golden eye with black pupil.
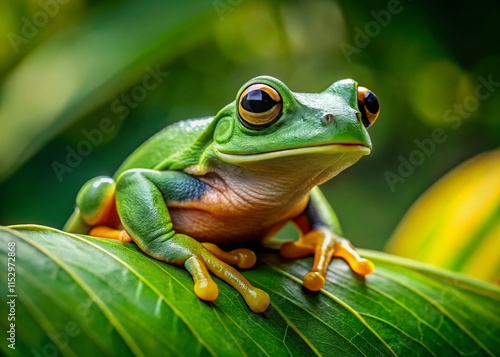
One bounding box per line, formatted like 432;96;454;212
238;84;283;129
357;86;380;128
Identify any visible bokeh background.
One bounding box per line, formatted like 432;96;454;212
0;0;498;251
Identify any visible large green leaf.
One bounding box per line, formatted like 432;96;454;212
1;225;498;356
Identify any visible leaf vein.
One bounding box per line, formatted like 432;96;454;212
360;313;436;357
7;228;142;356
259;262;395;356
71;234;213;356
333;269;460;354
374;267;496;356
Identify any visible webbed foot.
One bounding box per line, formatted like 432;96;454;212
149;234;270;313
280;228;374;291
89;228;268;312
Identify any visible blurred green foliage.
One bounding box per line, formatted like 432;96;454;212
0;0;498;250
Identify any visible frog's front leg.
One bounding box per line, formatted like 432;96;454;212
115;169;270;313
280;187;375;291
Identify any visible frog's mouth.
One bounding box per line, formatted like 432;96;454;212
216;143;370;164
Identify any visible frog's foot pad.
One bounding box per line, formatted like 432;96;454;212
89;226;133;243
201;243;257;269
164;236;268;313
280;228;374;291
185;252;269;312
184;256;219;301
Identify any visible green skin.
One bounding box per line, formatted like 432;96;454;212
64;75;377;313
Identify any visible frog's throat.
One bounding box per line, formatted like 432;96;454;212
215;144;370;164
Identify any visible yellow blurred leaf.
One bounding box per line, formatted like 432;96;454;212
386;149;500;283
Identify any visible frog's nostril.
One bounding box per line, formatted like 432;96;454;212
322;113;334;124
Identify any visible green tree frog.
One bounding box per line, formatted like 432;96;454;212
64;75;380;313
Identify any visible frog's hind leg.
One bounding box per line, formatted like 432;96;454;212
63;208;90;234
64;176;131;241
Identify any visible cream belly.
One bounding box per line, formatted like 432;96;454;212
167;194;308;244
169;208;275;243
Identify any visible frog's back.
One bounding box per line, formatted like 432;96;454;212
114;117;213;178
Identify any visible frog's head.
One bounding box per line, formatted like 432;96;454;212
212;75;379;176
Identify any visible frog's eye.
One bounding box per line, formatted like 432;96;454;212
357;86;380;128
238;84;282;129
